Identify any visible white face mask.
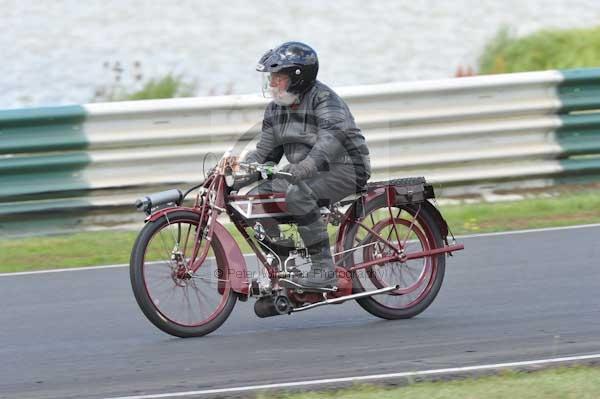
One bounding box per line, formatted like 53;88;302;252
269;86;299;106
262;73;299;106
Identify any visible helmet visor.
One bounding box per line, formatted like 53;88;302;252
261;72;291;97
261;72;298;106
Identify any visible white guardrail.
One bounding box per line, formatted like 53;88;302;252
2;68;600;223
82;71;563;197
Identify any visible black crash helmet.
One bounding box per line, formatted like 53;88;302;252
256;41;319;94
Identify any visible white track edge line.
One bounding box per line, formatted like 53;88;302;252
0;254;256;277
455;222;600;239
0;263;128;277
3;223;600;277
104;353;600;399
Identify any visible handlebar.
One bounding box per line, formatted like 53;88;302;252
237;162;311;192
135;162;312;213
135;188;183;214
238;162;286;179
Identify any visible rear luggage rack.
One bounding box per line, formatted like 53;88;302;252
368;176;434;204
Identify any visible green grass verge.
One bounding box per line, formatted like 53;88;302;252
125;74;196;101
479;25;600;74
93;72;196;102
1;189;600;273
441;189;600;233
258;366;600;399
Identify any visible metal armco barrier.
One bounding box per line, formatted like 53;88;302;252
1;68;600;229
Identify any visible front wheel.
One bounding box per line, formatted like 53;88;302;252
342;196;446;320
130;210;236;338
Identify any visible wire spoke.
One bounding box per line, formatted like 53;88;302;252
140;216;230;327
156;231;176;266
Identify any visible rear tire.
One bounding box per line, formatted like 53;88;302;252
342;196;445;319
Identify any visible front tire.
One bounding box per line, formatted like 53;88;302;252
130;210;237;338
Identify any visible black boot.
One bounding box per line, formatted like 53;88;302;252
294;221;337;288
296;244;337;288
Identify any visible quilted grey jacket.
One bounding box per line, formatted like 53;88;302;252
247;80;370;174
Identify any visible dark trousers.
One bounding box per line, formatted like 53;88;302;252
248;163;369;247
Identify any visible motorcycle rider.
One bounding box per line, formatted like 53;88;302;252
245;41;371;288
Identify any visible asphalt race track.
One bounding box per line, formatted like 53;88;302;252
1;225;599;398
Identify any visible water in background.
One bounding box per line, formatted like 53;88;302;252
2;0;600;108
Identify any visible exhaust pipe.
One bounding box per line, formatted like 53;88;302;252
254;295;292;318
291;285;400;313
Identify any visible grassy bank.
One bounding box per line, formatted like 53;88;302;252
258;365;600;399
1;189;600;273
479;25;600;74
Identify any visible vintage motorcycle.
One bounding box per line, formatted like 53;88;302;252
129;155;464;338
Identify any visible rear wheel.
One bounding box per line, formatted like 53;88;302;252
342;196;445;319
130;210;236;337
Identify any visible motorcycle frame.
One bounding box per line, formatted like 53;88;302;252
145;167;464;298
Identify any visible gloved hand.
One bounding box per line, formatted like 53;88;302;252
242;150;259;164
281;157;318;184
231;150;262;190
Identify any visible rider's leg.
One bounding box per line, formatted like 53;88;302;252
286;163;368;288
245;178;299;270
247;178;289;238
286;184;337;287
